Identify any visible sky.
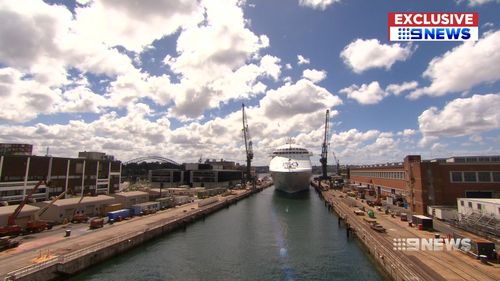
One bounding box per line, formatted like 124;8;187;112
0;0;499;166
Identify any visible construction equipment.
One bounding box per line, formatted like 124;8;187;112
0;180;47;236
0;237;20;251
242;103;255;188
71;189;88;223
332;151;340;176
89;218;104;229
25;190;67;233
319;109;330;180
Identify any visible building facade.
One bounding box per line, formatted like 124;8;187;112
149;163;243;189
0;154;121;204
457;198;500;220
0;143;33;156
349;155;500;214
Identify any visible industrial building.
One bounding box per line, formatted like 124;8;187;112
149;162;243;189
456;198;500;238
349;155;500;215
112;191;149;208
0;143;33;156
34;195;115;223
0;204;40;227
0;152;121;204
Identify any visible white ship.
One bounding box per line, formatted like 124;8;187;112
269;143;312;193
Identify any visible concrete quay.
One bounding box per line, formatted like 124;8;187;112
1;183;272;281
311;180;500;281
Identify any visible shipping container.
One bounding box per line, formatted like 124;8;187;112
101;203;123;216
156;197;175;209
175;196;194;206
412;215;433;230
131;202;160;216
107;209;131;221
198;197;218;207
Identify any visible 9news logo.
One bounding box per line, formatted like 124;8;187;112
388;12;478;41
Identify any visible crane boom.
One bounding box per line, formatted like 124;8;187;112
8;180;47;226
35;190;67;220
242;103;254;184
320;109;330;180
332;151;340;176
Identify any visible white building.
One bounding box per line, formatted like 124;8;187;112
457;198;500;220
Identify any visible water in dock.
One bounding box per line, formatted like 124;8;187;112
69;186;386;280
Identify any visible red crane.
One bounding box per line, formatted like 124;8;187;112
0;180;47;236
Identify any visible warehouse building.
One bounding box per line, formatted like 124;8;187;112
0;152;121;204
112;191;149;208
0;204;40;227
34;195;115;224
0;143;33;156
456;198;500;238
149;162;243;189
349;155;500;214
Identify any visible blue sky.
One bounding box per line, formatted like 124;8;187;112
0;0;499;165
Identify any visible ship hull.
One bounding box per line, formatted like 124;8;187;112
271;170;311;193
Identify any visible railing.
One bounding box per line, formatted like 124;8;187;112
4;257;59;281
4;192;248;280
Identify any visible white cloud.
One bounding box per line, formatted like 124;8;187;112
386;81;418;96
418;94;500;146
285;63;292;70
261;79;342;119
340;81;387;105
72;0;203;52
397;129;416;137
463;0;500;6
298;0;339;10
297;55;310;65
302;68;327;83
409;30;500;99
340;39;414;73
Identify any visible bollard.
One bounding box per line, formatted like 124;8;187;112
64;229;71;237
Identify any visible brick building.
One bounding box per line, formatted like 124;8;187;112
349;155;500;215
0;153;121;204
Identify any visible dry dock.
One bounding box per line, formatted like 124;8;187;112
1;183;272;281
311;180;500;281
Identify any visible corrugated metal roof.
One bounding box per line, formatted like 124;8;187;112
0;204;40;216
42;195;115;207
113;191;148;197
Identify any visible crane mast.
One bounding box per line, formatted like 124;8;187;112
332;151;340;176
242;103;254;185
320;109;330;180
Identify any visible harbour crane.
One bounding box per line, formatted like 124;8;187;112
319;109;330;180
25;190;68;233
332;151;340;176
0;180;48;236
242;103;254;187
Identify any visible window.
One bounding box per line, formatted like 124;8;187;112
460;200;464;206
477;172;491;182
468;202;472;208
451;172;463;182
477;203;482;210
463;172;477;182
493;172;500;182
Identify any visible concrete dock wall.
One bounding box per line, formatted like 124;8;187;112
310;181;433;281
7;185;269;281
